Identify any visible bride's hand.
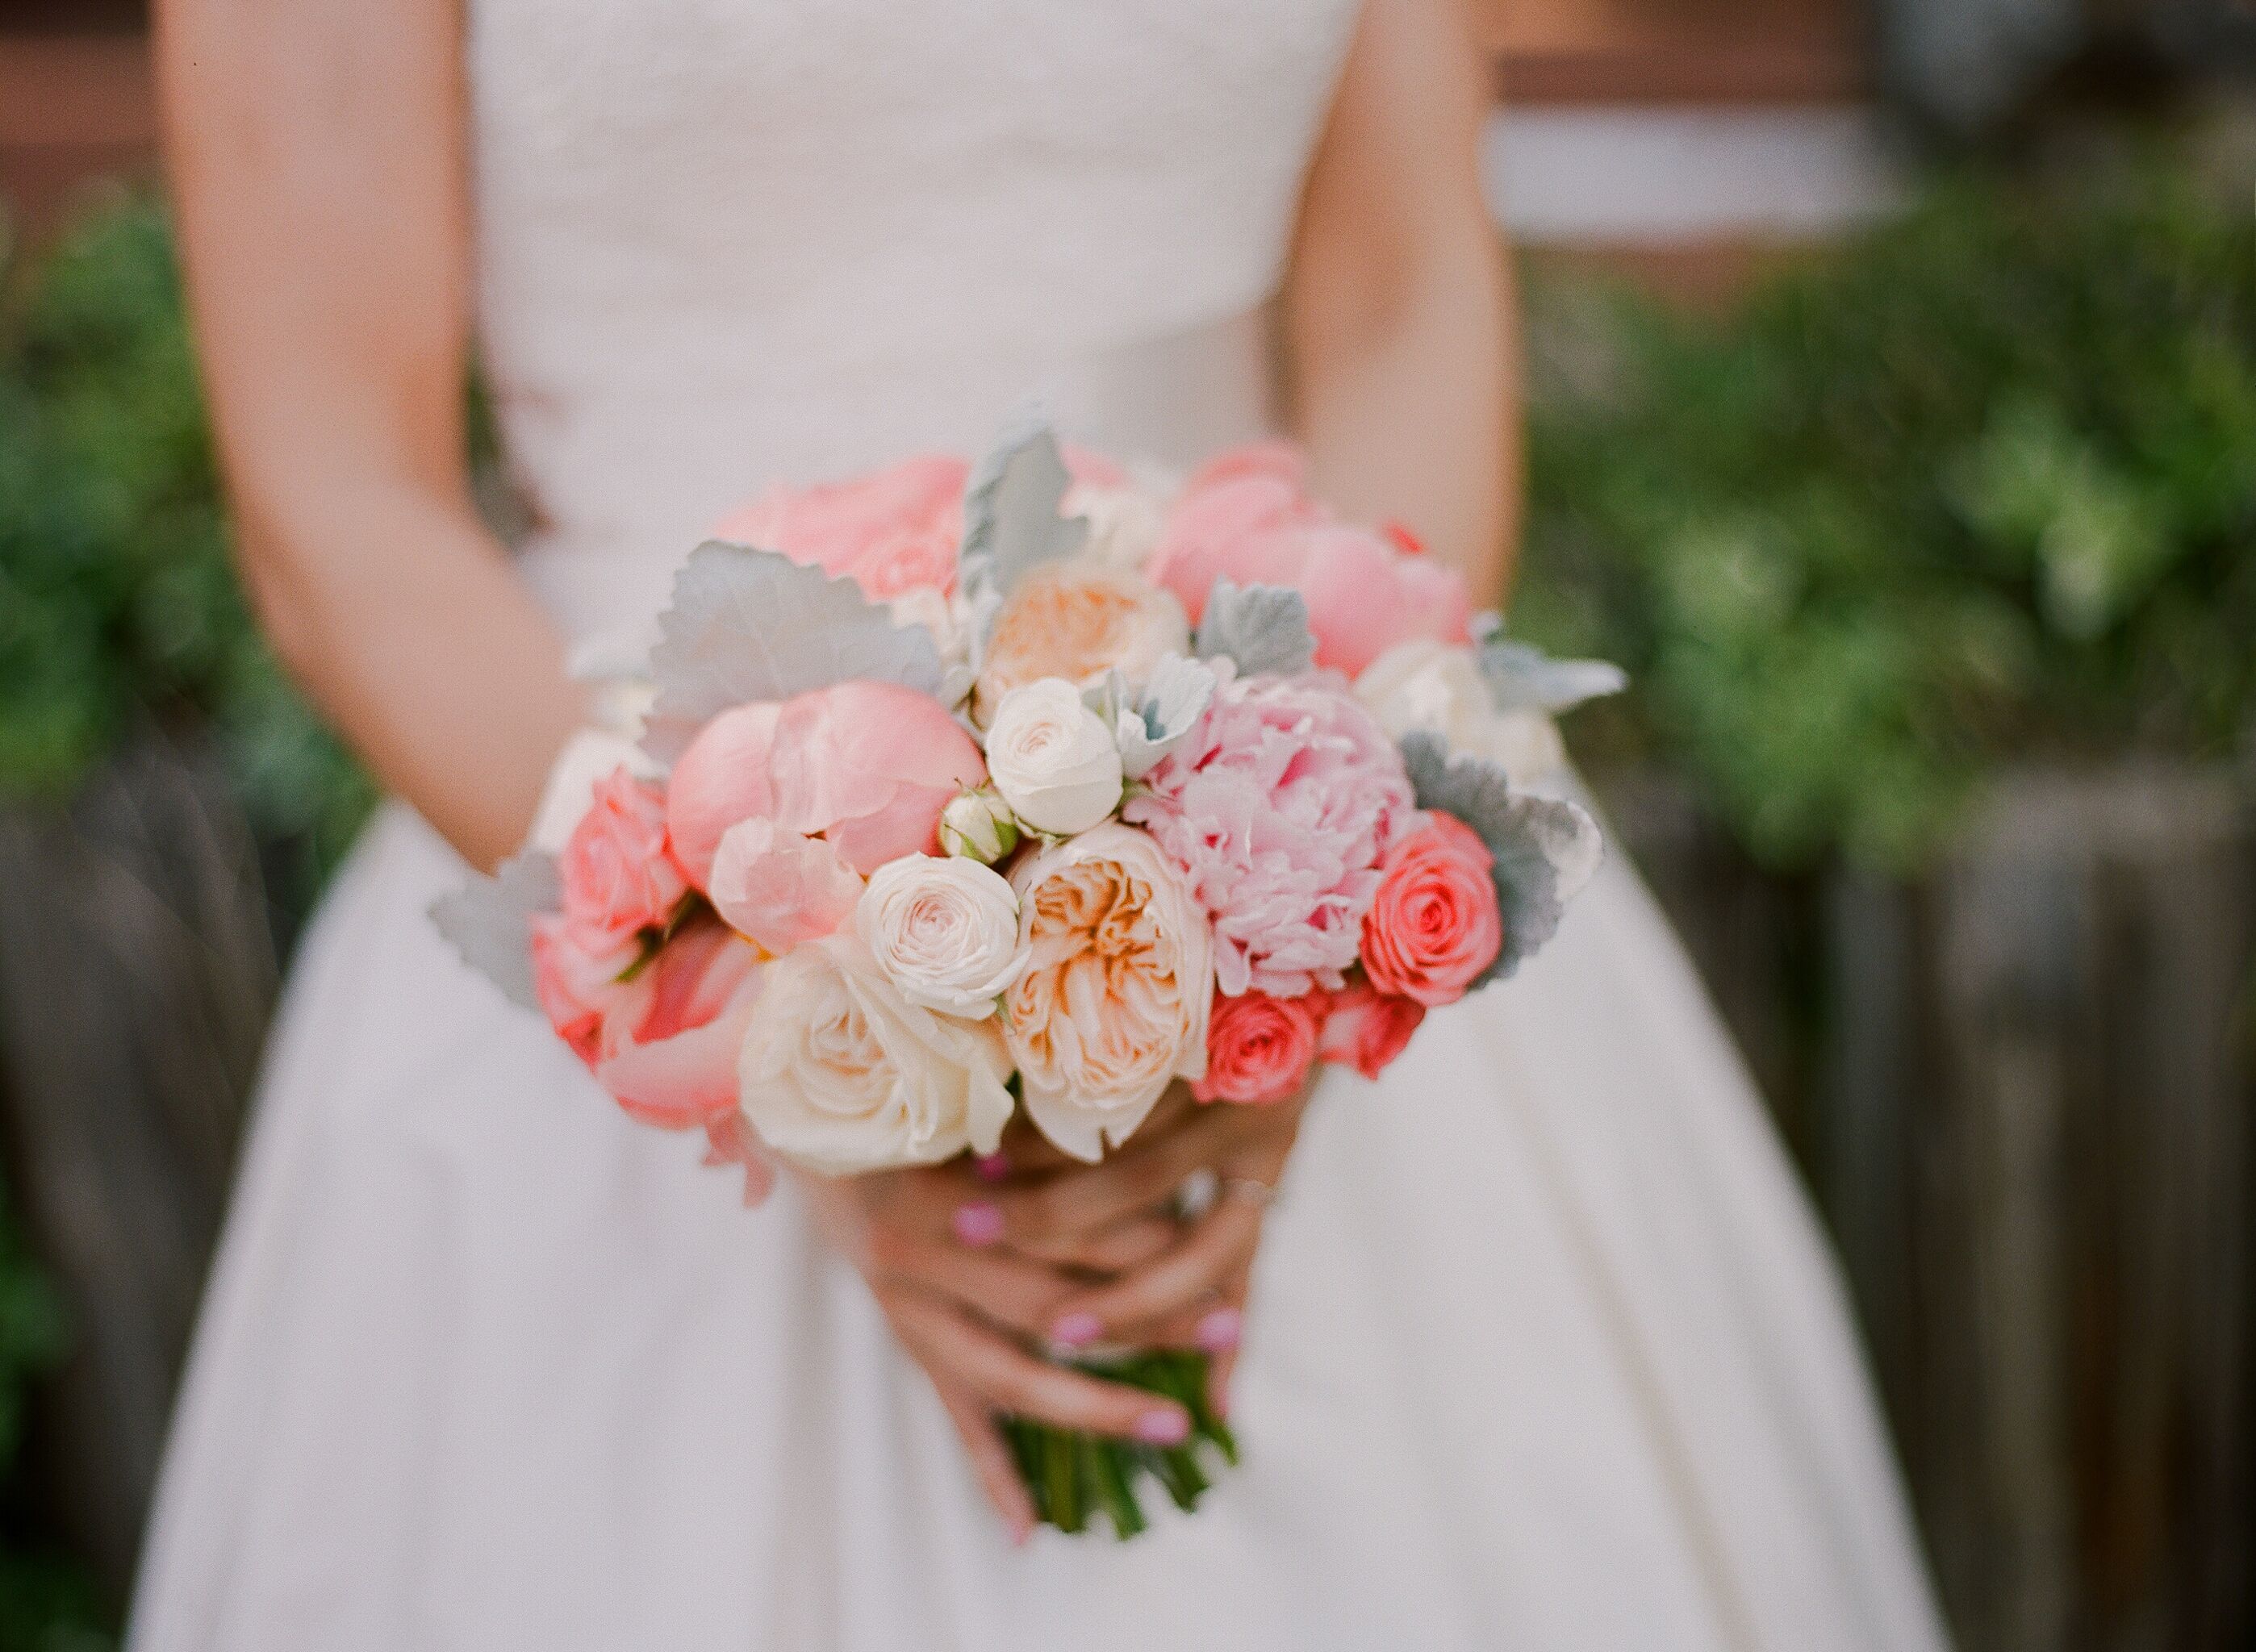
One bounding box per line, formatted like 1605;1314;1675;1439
791;1162;1199;1543
991;1084;1311;1417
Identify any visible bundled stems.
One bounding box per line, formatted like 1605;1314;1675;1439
1002;1350;1238;1538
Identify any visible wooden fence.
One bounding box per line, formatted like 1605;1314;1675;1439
1;738;2250;1649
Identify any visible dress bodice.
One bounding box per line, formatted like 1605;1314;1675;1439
467;0;1361;640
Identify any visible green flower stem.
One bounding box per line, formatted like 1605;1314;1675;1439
1004;1350;1235;1539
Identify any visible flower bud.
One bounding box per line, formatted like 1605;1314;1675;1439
940;786;1021;865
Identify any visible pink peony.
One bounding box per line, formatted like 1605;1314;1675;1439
708;818;863;953
1147;446;1473;678
556;769;687;953
712;454;968;601
1194;987;1322;1104
1361;811;1503;1007
665;679;986;889
1318;980;1426;1079
531;911;765;1132
1125;671;1417;998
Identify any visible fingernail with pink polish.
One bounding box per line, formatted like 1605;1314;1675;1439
1195;1306;1243;1354
1049;1311;1103;1348
973;1153;1013;1183
952;1202;1005;1247
1134;1408;1191;1446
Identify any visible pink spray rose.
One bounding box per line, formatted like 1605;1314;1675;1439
1193;988;1322;1105
1317;980;1427;1079
712;454;968;601
556;769;688;953
1360;811;1503;1007
665;679;987;890
1125;671;1418;999
1147;444;1473;678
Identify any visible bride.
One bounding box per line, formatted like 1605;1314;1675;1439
131;0;1949;1646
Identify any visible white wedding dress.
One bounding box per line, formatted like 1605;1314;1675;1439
128;2;1949;1648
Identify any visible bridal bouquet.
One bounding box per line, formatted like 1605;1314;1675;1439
436;423;1619;1535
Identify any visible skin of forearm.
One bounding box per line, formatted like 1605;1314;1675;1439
1286;223;1519;608
233;481;581;872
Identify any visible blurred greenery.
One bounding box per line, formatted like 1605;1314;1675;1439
1517;147;2256;869
0;192;373;889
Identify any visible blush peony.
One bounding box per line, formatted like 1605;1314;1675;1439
1360;812;1503;1007
711;454;968;601
1193;988;1322;1105
555;768;687;953
665;679;986;888
1147;446;1473;677
1003;824;1214;1160
1124;671;1417;999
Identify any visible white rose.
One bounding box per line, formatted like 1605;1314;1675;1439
737;930;1014;1175
1355;640;1565;784
983;678;1125;836
855;854;1030;1019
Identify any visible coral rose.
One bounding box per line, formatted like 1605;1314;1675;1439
738;929;1013;1174
1360;812;1503;1007
555;768;687;953
665;679;986;888
1317;980;1427;1079
1003;824;1214;1160
1193;988;1322;1105
970;562;1189;724
712;454;967;601
1147;446;1473;677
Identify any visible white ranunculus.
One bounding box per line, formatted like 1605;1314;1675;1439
737;929;1014;1175
855;854;1030;1019
984;678;1126;836
1354;640;1566;784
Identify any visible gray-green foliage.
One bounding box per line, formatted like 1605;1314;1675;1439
1516;149;2256;870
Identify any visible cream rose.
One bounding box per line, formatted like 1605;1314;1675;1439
1003;824;1214;1160
854;854;1030;1019
1354;640;1565;784
971;562;1189;724
737;930;1014;1174
984;678;1125;836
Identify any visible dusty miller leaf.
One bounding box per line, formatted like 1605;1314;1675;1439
1400;731;1604;985
640;543;943;761
1194;578;1316;678
1084;653;1217;779
1477;639;1628;715
429;851;561;1012
957;419;1088;608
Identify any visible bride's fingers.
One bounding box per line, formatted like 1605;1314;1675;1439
930;1376;1036;1546
1041;1196;1264;1348
991;1104;1251;1242
863;1223;1080;1341
1008;1212;1180;1274
883;1291;1195;1443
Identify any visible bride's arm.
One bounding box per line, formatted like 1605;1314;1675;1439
1283;0;1517;603
156;0;580;870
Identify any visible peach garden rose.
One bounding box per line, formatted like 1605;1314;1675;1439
1002;824;1214;1159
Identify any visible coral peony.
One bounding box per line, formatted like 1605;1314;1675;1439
1194;988;1322;1104
665;679;986;887
1125;671;1417;998
1147;448;1472;677
1361;812;1503;1007
1317;980;1426;1079
712;454;968;601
